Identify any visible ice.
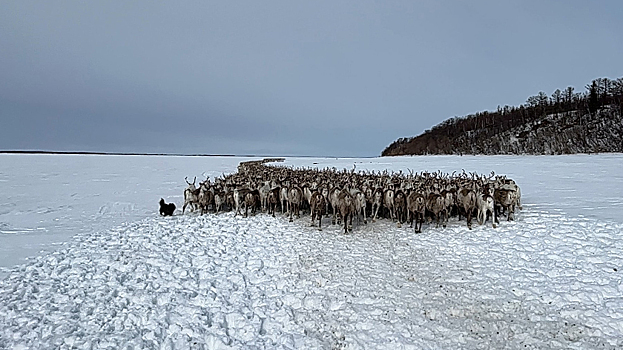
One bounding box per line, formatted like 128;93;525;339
1;153;623;348
0;154;260;275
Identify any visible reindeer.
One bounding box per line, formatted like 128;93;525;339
371;188;384;222
350;188;368;225
198;179;214;215
494;188;517;221
310;191;326;230
364;186;374;217
258;180;272;212
280;184;290;215
329;186;342;225
426;192;447;228
214;190;226;213
337;190;354;233
394;190;407;227
182;158;520;233
321;186;331;216
244;189;260;217
302;185;314;212
384;188;396;222
233;186;250;217
407;191;426;233
288;186;303;222
182;177;200;214
440;188;455;225
477;184;497;228
266;187;280;217
495;176;522;209
456;187;477;229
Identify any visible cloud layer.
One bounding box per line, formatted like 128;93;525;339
1;1;622;156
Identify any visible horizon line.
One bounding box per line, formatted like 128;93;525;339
0;150;378;159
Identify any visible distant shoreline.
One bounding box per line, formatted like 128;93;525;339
0;150;352;158
0;150;247;157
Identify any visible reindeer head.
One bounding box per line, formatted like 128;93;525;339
185;176;197;191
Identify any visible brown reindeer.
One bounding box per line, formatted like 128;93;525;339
337;190;354;233
266;188;280;217
288;186;303;222
394;190;407;227
426;192;447;228
456;187;477;229
407;191;426;233
244;190;260;217
310;191;326;230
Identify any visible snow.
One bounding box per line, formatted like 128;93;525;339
0;154;260;276
1;153;623;349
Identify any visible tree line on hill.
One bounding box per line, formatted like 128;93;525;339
382;77;623;156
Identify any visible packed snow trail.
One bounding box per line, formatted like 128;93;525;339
2;208;623;349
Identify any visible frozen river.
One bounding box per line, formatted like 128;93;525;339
1;153;623;349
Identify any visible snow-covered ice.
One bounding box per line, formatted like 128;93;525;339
0;154;259;276
1;154;623;349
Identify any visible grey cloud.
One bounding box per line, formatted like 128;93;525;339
1;1;622;156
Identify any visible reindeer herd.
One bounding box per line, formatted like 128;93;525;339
178;159;522;234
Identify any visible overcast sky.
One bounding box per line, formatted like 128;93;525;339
1;1;622;157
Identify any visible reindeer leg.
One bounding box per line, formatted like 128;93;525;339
372;204;378;223
415;213;420;233
371;204;375;222
349;213;353;232
492;209;497;228
318;213;322;231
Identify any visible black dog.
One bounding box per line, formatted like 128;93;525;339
159;198;176;216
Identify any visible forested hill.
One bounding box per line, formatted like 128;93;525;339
382;77;623;156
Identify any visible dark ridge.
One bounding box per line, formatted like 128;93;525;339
382;76;623;156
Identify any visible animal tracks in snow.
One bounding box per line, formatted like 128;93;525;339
1;209;623;349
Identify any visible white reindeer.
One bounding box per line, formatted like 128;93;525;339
350;188;367;225
477;185;497;228
182;177;200;214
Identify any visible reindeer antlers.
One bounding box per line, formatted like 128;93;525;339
185;176;196;186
